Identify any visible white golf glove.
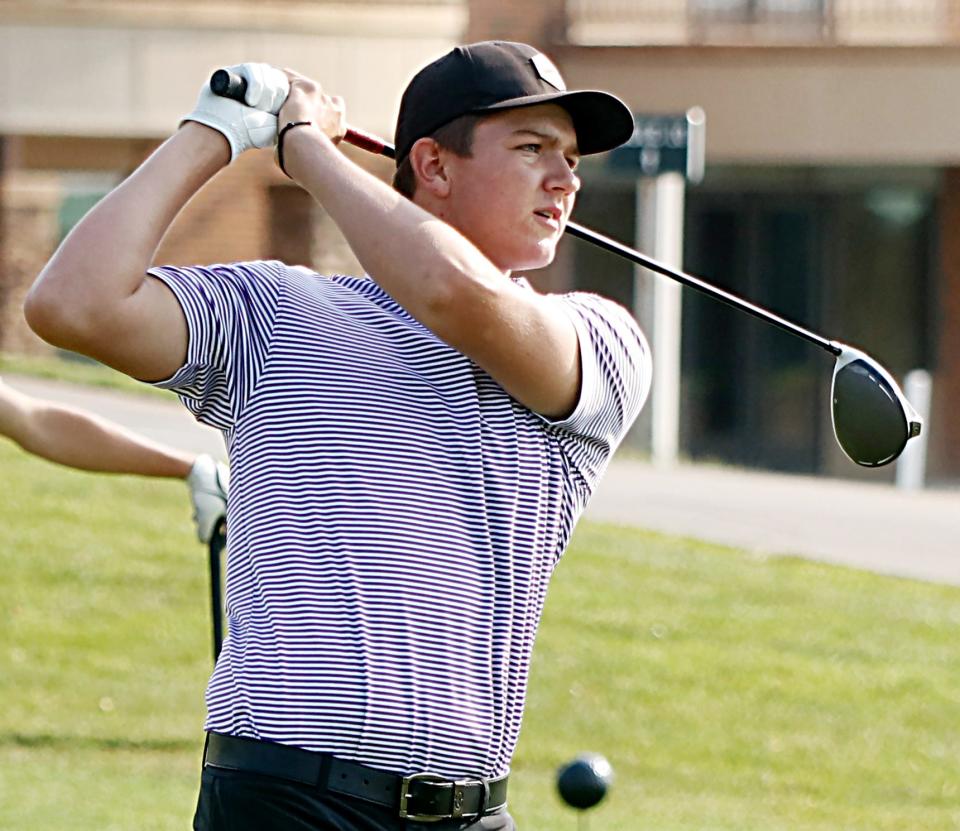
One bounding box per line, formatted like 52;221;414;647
182;63;289;161
187;454;230;544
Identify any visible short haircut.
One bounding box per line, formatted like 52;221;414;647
392;113;483;199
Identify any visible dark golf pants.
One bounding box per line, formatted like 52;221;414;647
193;765;516;831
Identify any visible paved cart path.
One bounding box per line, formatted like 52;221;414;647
7;375;958;586
589;457;958;585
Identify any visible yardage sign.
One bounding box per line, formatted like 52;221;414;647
609;107;706;183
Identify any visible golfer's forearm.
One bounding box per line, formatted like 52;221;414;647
14;403;194;477
26;125;228;341
285;130;502;336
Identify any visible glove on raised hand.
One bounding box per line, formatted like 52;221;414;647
182;63;289;161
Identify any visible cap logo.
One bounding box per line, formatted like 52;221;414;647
530;52;566;92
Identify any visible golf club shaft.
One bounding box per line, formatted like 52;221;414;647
211;69;841;357
562;222;841;355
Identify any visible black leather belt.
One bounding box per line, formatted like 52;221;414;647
203;732;509;822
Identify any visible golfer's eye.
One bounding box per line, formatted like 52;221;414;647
519;143;541;153
565;156;580;171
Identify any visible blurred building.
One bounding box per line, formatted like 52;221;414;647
1;0;957;483
468;0;960;483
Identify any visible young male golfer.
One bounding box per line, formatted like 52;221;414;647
26;41;651;830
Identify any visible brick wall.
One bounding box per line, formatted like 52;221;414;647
0;137;6;349
0;170;63;355
147;143;388;274
0;135;397;356
154;150;281;267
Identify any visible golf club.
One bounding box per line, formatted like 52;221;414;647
210;69;923;468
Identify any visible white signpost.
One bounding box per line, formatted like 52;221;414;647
610;108;706;467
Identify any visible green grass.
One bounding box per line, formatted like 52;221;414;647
0;351;174;400
1;442;208;830
519;527;960;830
2;440;959;830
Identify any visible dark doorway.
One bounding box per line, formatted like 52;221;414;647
681;171;936;476
682;194;825;472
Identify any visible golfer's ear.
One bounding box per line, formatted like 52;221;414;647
409;138;450;198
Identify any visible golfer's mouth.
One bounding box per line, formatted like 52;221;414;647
533;207;562;228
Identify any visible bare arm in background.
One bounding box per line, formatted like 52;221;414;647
0;378;227;542
0;377;193;476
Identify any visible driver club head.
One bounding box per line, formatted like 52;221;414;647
830;344;923;468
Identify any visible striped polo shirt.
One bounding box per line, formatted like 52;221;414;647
149;260;650;779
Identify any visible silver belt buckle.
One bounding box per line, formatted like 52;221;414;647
398;771;457;822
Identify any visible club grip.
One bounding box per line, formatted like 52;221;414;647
208;67;397;160
210;69;247;104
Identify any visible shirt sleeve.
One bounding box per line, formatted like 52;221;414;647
543;291;652;492
145;261;285;430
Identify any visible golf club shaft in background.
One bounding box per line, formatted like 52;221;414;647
210;69;841;357
209;519;226;662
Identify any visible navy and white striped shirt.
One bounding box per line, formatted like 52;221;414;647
150;261;650;779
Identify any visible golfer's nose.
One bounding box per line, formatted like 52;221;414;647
546;154;580;196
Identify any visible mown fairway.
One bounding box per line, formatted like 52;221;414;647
3;440;959;830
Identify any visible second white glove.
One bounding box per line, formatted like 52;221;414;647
182;63;290;161
187;454;230;544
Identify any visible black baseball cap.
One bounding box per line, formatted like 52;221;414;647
394;41;635;164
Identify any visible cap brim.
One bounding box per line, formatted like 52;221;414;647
475;90;634;155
